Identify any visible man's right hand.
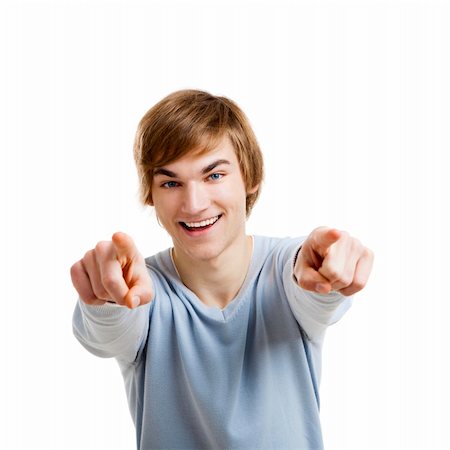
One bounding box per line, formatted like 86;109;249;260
70;232;154;309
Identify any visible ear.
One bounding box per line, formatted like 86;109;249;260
247;184;259;195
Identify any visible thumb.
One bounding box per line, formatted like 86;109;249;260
295;259;333;295
124;273;154;309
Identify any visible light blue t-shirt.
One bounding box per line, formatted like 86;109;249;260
73;235;352;449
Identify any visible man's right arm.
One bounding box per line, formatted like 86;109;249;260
70;232;154;362
72;299;152;362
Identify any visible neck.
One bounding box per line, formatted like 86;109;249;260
171;234;254;309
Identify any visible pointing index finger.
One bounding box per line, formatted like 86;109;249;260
112;232;138;264
313;227;341;253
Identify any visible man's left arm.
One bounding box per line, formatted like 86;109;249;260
282;227;374;343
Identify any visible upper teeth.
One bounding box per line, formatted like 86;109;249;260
184;216;219;228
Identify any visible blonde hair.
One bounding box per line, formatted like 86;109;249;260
133;89;264;217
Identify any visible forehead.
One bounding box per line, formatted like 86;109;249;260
157;135;238;174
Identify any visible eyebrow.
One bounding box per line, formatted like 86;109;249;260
153;159;231;178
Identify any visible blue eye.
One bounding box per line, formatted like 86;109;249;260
209;173;223;181
162;181;179;188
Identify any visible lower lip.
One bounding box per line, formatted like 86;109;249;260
179;216;221;237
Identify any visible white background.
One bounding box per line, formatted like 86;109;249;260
0;0;448;449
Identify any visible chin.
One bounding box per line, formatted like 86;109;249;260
188;247;221;262
183;241;225;262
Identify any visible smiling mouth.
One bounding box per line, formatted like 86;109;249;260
180;215;222;231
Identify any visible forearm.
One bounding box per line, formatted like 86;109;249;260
72;299;151;363
283;247;353;342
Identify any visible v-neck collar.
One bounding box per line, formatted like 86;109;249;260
166;236;257;320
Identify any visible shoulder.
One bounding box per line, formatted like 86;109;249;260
249;235;307;284
253;235;306;264
143;248;177;286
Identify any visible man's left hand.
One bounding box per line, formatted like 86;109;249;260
294;226;374;296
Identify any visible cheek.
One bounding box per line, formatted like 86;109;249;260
153;201;174;223
222;179;247;201
220;187;247;214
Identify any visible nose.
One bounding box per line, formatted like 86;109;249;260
181;182;210;216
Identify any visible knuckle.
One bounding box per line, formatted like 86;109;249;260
366;247;374;260
298;277;313;291
95;240;111;255
70;261;82;278
102;273;121;291
325;267;339;281
341;273;354;287
352;279;365;291
70;262;89;292
338;287;354;297
81;295;98;305
331;275;350;288
83;249;94;262
92;286;110;300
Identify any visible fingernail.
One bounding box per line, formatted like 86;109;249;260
131;296;140;308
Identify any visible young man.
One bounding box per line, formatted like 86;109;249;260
71;89;373;449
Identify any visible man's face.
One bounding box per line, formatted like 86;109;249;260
151;136;255;263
